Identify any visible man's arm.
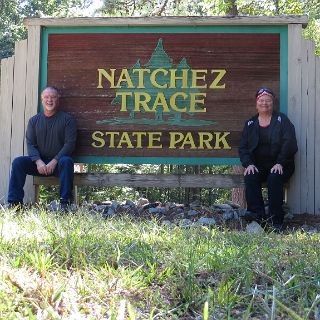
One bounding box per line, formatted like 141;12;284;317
26;117;41;161
26;117;48;175
54;116;77;160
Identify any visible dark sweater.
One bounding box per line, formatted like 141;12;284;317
26;111;77;161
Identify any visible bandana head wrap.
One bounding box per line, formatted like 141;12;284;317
255;88;275;101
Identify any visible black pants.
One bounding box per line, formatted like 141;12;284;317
244;164;294;224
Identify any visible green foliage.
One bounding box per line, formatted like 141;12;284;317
98;0;320;54
38;164;232;205
0;209;320;318
0;0;92;59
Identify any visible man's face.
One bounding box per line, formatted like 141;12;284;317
41;88;59;114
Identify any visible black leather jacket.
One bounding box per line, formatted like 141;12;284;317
238;112;298;168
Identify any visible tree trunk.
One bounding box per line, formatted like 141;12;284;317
232;165;246;207
225;0;238;15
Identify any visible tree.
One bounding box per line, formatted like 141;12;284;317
0;0;92;59
98;0;320;54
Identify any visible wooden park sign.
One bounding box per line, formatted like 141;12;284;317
40;18;289;165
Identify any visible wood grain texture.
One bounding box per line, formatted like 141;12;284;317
24;16;309;27
47;33;280;159
300;38;308;213
11;40;27;162
0;58;14;203
315;56;320;214
34;173;245;188
306;40;316;214
24;26;41;203
287;24;302;214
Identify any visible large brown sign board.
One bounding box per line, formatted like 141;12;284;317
43;26;286;164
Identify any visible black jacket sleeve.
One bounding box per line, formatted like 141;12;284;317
276;116;298;166
238;121;255;168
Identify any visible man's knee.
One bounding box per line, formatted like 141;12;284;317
12;156;29;169
58;156;74;169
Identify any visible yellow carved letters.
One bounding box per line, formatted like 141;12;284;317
91;131;105;148
189;93;207;113
210;69;226;89
150;69;168;89
191;69;207;89
97;68;117;88
214;132;231;149
147;132;162;149
116;69;134;88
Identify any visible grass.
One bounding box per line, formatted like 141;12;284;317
0;207;319;319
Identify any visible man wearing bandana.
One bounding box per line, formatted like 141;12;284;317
239;88;298;230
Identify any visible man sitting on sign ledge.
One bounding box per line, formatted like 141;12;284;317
238;88;298;231
7;86;77;211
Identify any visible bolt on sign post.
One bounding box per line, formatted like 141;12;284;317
36;17;291;166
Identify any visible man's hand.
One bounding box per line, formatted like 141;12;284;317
35;159;48;175
270;163;283;175
244;164;259;176
46;159;58;175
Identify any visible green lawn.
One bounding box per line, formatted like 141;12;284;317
0;208;319;319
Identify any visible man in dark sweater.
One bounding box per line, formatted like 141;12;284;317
7;86;77;209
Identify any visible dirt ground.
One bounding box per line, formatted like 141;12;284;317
284;213;320;229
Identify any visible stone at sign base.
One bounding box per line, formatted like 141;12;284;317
246;221;264;234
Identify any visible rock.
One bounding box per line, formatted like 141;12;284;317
94;205;108;213
190;200;201;209
142;202;161;211
233;210;240;220
137;198;149;207
237;208;247;217
196;217;216;226
102;201;112;206
48;200;59;212
225;200;241;209
111;200;120;209
246;221;264;233
187;209;199;217
148;207;166;214
178;219;193;227
172;212;185;219
161;220;172;226
105;207;115;216
222;210;235;221
211;204;233;210
307;229;318;235
125;199;135;207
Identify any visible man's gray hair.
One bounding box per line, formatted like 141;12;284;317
41;86;60;96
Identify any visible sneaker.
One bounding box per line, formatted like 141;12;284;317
6;202;24;211
59;201;77;213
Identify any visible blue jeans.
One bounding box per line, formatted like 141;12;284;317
8;156;74;204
